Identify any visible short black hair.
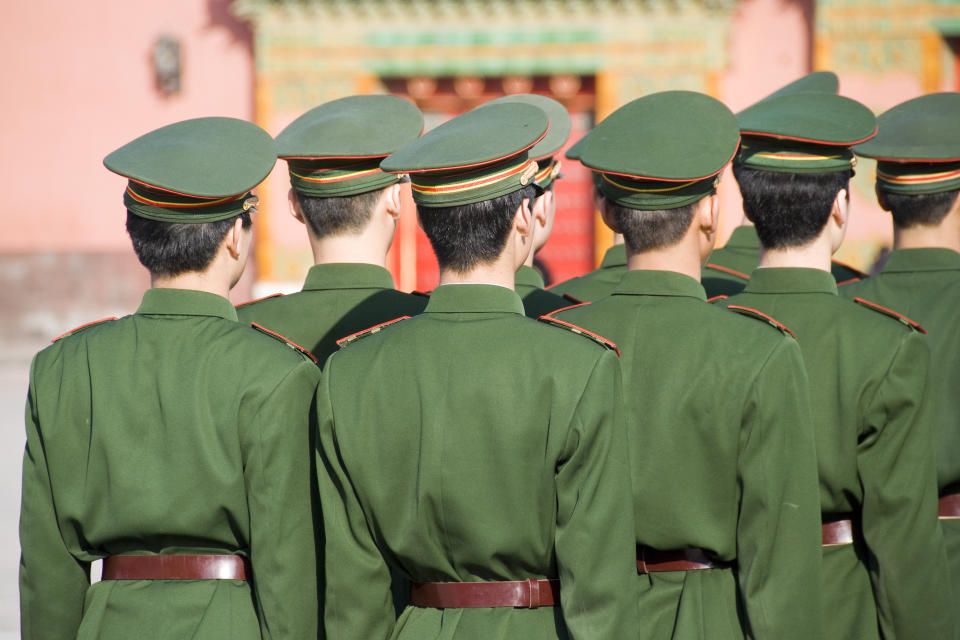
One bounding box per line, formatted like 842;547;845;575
417;186;536;272
606;198;702;253
126;211;251;277
296;187;386;239
880;186;960;229
733;165;853;249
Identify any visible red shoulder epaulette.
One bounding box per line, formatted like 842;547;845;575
707;294;729;303
336;316;411;348
537;315;620;356
251;322;319;364
853;298;926;334
562;293;583;304
727;305;797;339
51;317;118;343
704;263;750;281
236;292;284;308
411;290;431;298
541;301;592;317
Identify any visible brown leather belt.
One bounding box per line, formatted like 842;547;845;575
102;555;251;581
410;578;559;609
822;519;854;546
939;493;960;519
636;546;732;574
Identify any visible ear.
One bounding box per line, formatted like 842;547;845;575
383;183;402;219
288;189;305;225
831;187;849;229
225;217;245;259
875;183;890;212
599;198;622;234
532;193;549;229
699;193;719;233
515;196;533;236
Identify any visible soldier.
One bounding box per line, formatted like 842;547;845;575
840;91;960;636
315;103;637;639
19;118;321;638
237;95;428;366
547;137;628;301
702;72;868;299
479;94;573;317
720;89;952;639
550;91;824;640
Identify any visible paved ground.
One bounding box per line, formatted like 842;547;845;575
0;343;37;638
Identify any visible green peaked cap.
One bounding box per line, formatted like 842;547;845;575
854;93;960;195
278;95;424;198
758;71;839;101
104;117;276;223
580;91;740;210
736;92;877;174
477;94;571;188
381;103;548;207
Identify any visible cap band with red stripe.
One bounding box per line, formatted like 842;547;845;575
876;160;960;195
124;181;259;223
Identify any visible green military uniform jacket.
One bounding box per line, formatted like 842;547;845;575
547;244;627;301
237;263;428;366
316;284;638;639
20;288;321;640
702;226;867;298
840;247;960;632
724;268;951;640
514;265;572;318
554;270;824;640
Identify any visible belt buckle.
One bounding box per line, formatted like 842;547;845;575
526;578;541;609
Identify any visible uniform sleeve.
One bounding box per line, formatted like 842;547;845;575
554;350;639;639
19;356;90;639
736;338;825;640
858;331;952;639
315;361;395;640
244;360;322;640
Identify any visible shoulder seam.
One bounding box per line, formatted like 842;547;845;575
236;292;284;308
853;297;927;334
250;322;319;364
336;315;411;348
541;301;592;318
727;305;797;339
51;317;118;343
704;263;750;280
537;315;620;356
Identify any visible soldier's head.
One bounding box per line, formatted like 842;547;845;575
477;94;572;258
579;91;739;265
733;90;876;253
278;95;424;255
733;166;853;250
382;103;548;274
104;117;276;286
854;93;960;233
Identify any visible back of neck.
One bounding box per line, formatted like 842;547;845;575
894;222;960;253
310;232;388;268
758;240;832;271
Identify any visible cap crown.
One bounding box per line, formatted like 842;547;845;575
277;95;423;159
104;117;277;198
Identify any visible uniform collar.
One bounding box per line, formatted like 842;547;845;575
136;288;238;321
424;283;525;315
882;248;960;274
599;244;628;268
743;267;837;295
612;269;706;301
302;263;395;291
723;225;760;250
515;265;545;289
